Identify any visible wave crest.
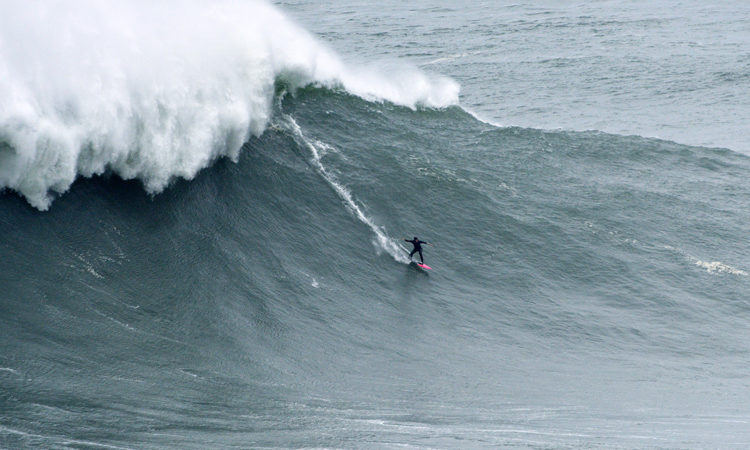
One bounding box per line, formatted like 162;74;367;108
0;0;458;209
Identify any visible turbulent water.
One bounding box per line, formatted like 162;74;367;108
2;1;750;448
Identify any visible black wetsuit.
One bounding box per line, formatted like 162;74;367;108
405;238;428;263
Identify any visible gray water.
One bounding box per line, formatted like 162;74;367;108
280;0;750;153
2;1;750;448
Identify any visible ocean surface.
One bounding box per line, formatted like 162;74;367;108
2;1;749;448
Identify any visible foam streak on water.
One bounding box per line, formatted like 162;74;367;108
280;113;409;264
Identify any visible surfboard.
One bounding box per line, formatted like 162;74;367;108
413;262;432;270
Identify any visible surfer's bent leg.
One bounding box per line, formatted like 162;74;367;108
418;249;424;263
409;249;417;260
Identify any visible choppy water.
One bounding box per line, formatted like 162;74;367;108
2;1;749;448
280;0;750;153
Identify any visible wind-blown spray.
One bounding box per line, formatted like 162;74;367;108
0;0;458;210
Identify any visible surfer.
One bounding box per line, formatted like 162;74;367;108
404;237;430;264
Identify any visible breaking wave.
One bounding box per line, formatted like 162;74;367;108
0;0;458;210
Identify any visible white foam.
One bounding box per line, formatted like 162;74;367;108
695;260;748;276
662;245;748;277
0;0;459;210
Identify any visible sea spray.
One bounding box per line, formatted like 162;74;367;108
0;0;458;210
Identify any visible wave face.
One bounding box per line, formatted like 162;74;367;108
2;85;750;447
3;2;750;448
0;0;458;210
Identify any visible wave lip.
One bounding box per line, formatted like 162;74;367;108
0;0;458;210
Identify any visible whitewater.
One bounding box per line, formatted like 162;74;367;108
0;0;458;210
2;0;750;448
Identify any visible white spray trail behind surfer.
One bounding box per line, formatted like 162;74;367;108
279;114;410;264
